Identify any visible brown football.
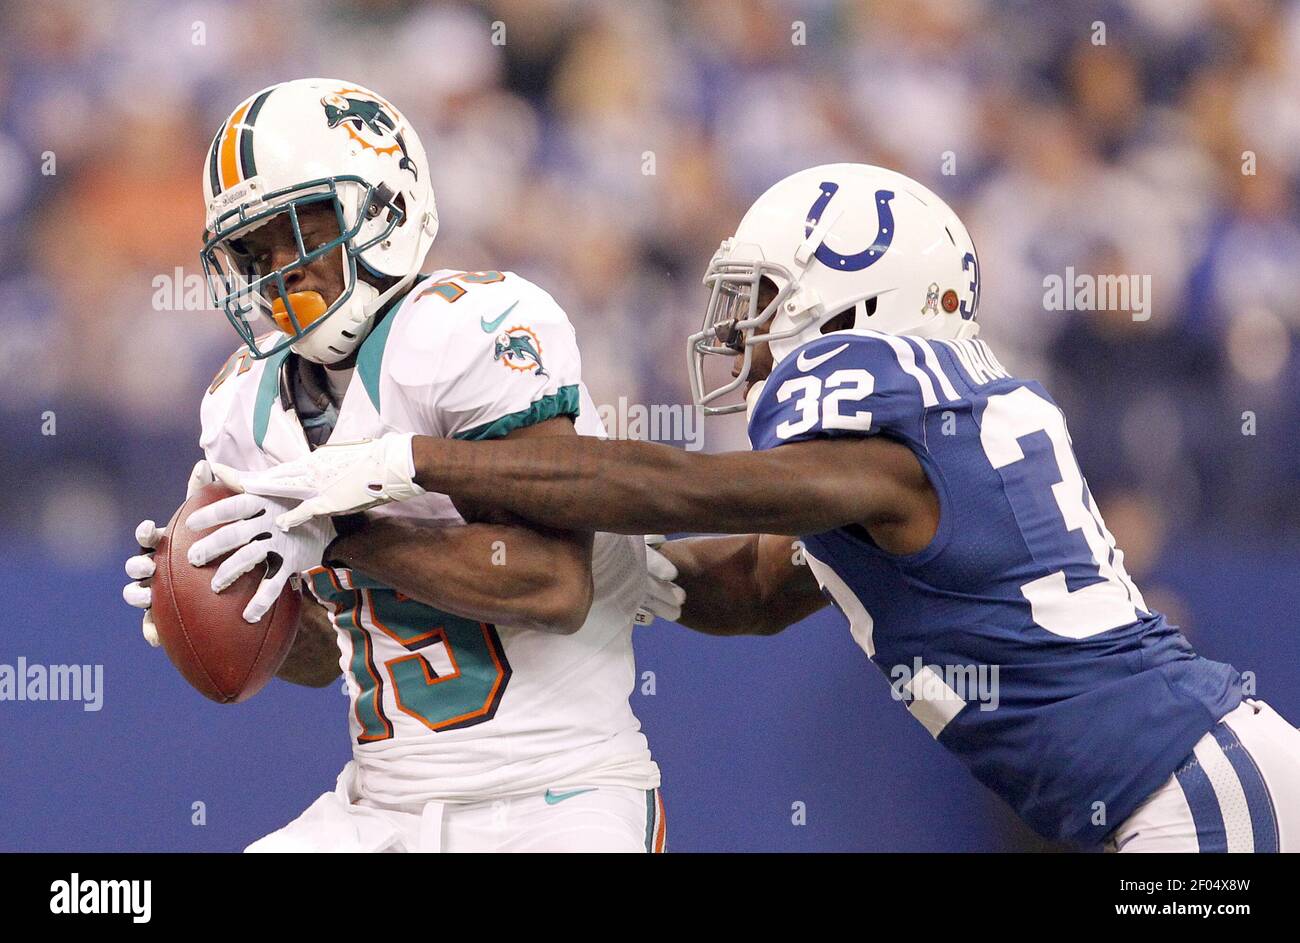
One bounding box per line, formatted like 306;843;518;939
150;482;301;703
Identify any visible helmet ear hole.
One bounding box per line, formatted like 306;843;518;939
367;183;404;222
819;295;878;335
820;304;860;335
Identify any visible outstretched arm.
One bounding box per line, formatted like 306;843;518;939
659;533;829;636
222;419;937;553
411;434;934;542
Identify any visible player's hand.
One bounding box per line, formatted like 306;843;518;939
211;432;425;530
634;535;685;625
122;460;216;646
185;492;336;623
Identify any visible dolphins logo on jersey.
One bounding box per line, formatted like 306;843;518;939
320;92;418;179
494;326;547;377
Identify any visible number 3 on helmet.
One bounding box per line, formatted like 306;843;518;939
200;78;439;364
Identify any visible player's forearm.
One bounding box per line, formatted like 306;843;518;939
327;516;593;633
659;536;783;635
411;435;865;536
660;535;826;636
276;593;342;687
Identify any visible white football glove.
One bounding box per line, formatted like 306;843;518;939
212;432;424;530
634;535;685;626
186;492;336;623
122;459;215;647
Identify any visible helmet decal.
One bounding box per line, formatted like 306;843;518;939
804;183;896;272
208;88;274;195
922;283;940;315
959;250;980;321
320;90;418;180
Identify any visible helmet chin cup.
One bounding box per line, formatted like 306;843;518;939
290;279;380;364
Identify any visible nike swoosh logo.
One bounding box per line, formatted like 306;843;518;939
544;788;597;805
796;342;849;372
481;301;518;333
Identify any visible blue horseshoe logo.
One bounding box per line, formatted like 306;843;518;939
804;183;896;272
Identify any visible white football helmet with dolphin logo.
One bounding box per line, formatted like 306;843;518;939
689;163;981;414
200;78;438;364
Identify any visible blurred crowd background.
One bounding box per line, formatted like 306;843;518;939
4;0;1300;558
3;0;1299;852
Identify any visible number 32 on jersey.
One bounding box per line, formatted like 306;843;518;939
775;365;1147;641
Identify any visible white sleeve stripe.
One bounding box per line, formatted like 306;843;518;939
975;340;1010;378
875;332;939;407
971;339;1007;379
913;338;961;402
937;339;984;385
962;339;995;383
967;340;996;380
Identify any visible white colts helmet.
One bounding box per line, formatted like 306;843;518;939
689;163;981;414
200;78;439;364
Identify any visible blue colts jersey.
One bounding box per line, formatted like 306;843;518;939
747;329;1242;844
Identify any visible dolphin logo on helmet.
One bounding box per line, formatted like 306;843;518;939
320;92;418;180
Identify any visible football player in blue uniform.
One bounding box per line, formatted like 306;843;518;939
218;164;1300;851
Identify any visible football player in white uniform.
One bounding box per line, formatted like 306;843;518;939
121;79;672;853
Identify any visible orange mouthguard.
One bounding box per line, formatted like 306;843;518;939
271;292;328;335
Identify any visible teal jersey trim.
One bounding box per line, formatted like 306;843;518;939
356;280;428;413
356;304;401;413
252;347;291;450
453;384;580;441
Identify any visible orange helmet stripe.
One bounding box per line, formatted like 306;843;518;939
218;99;252;191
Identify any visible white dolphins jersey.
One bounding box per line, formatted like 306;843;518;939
199;269;659;804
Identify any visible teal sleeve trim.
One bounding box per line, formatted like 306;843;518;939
356;305;400;413
452;384;581;441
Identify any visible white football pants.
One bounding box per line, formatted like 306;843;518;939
246;761;667;853
1108;699;1300;852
